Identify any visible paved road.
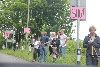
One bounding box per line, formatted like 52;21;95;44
0;52;29;63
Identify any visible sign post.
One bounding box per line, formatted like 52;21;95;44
24;28;30;49
70;0;86;65
5;31;15;48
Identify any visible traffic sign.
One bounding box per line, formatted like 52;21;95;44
5;32;10;38
70;6;86;20
24;28;30;33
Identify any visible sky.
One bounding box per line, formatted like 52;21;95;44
72;0;100;40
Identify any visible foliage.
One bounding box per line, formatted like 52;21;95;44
0;33;5;49
31;0;74;39
0;0;75;42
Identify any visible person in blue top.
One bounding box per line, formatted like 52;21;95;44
38;32;49;63
83;25;100;67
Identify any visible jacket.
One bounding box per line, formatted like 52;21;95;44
83;33;100;56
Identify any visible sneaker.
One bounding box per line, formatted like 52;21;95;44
32;60;35;62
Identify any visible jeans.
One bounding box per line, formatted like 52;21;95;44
33;48;40;61
38;46;47;63
86;54;98;67
60;46;66;58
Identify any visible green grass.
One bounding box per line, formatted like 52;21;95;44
0;47;86;66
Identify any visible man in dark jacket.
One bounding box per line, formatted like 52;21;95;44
83;25;100;67
38;32;49;63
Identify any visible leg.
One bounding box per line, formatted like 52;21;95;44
49;46;52;56
61;47;65;58
63;46;66;59
86;54;92;66
37;48;40;58
35;49;38;61
33;48;37;61
43;46;47;62
52;57;56;63
57;46;59;54
92;56;98;67
59;46;62;58
38;46;43;63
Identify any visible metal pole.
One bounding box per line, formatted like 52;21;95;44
27;0;30;28
77;0;81;65
26;0;30;49
6;38;7;48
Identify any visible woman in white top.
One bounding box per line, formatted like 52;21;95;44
32;37;40;62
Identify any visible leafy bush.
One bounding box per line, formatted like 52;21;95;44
0;33;6;49
67;40;86;65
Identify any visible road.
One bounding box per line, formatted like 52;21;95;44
0;52;29;63
0;52;93;67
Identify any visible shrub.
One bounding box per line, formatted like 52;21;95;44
0;33;6;49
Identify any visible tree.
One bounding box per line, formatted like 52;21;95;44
0;0;28;42
0;0;75;40
31;0;74;39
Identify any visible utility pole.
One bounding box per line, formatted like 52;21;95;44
27;0;30;28
70;0;86;65
76;0;80;65
26;0;30;49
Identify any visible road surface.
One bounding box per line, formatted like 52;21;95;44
0;52;29;63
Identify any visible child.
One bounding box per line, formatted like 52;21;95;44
51;35;58;63
32;37;40;62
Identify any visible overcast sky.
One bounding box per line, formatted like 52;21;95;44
72;0;100;40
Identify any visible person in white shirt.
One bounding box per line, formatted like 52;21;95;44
32;37;40;62
59;29;68;59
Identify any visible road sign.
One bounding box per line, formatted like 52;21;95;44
5;30;15;47
7;39;13;42
5;32;10;38
24;28;30;33
70;0;86;21
70;0;86;7
70;6;86;20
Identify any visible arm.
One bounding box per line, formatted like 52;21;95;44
45;36;49;44
51;40;54;45
65;37;68;44
63;34;68;45
83;36;91;48
92;37;100;48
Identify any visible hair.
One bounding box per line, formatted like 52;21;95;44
60;29;65;32
89;25;96;32
31;34;34;39
44;32;47;36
